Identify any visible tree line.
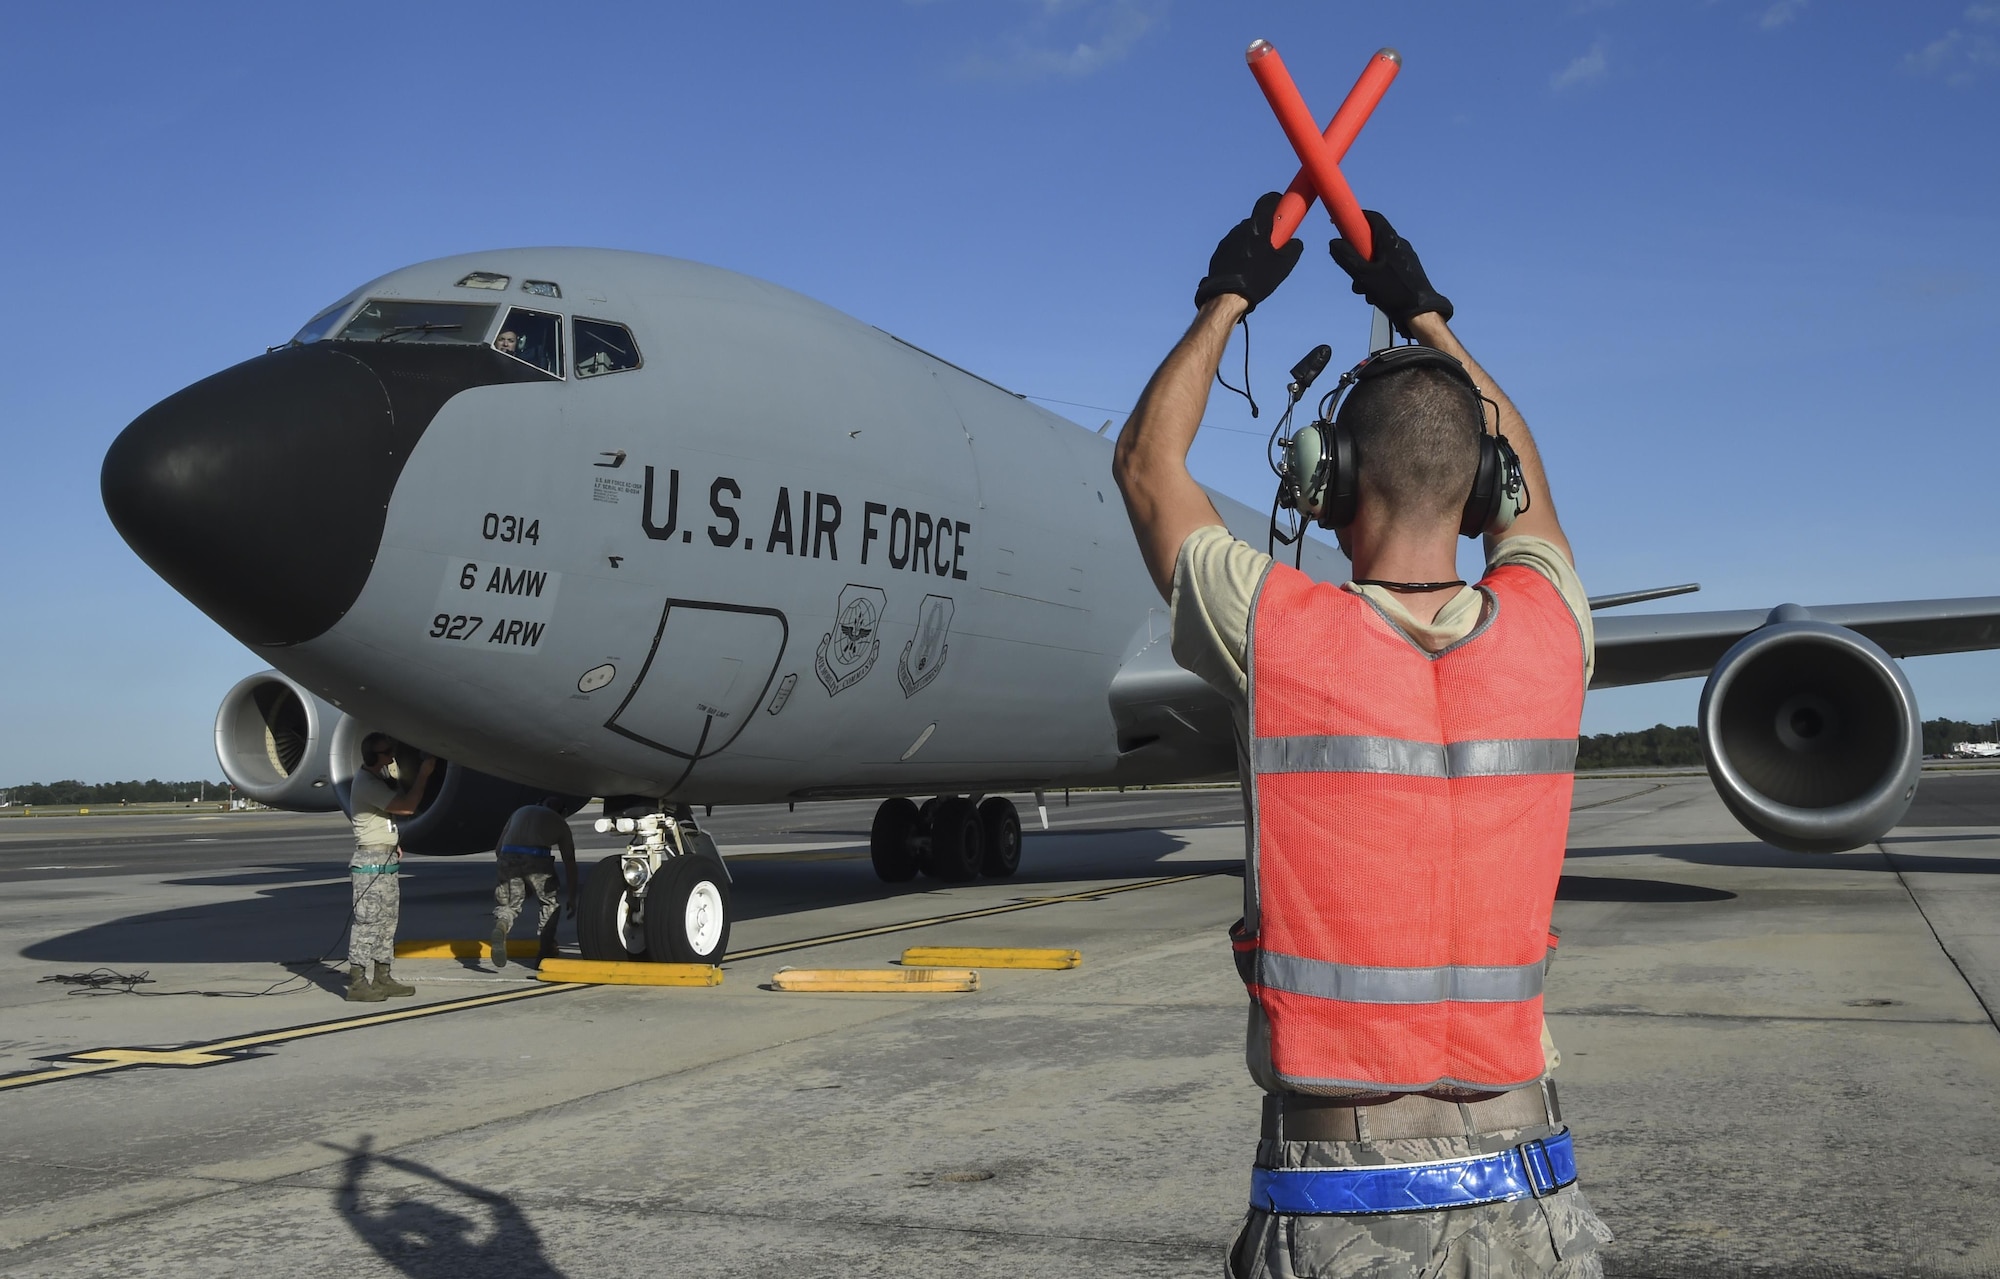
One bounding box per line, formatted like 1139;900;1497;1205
1;779;230;805
1577;724;1703;770
7;718;1995;798
1577;719;1998;771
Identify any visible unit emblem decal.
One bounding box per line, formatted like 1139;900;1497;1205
898;594;955;698
815;584;886;696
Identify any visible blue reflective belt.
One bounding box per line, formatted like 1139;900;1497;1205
500;845;555;858
351;864;400;875
1250;1131;1576;1216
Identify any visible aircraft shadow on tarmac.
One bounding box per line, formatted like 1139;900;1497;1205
1555;875;1735;903
21;829;1219;966
1565;842;2000;876
332;1136;565;1279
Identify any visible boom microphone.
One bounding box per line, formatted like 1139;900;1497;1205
1288;344;1333;398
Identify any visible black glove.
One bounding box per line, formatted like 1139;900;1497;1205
1194;191;1303;314
1328;209;1453;336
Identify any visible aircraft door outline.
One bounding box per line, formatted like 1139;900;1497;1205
603;599;790;763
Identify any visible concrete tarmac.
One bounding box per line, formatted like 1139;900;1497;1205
1;779;1997;1277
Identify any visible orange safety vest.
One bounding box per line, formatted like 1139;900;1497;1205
1239;562;1584;1094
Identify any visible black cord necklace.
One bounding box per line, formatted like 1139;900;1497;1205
1352;578;1467;593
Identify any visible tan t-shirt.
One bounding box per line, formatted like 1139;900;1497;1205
1169;525;1591;1092
349;768;400;850
1170;526;1593;704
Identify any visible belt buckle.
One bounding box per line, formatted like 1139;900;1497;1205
1518;1139;1557;1198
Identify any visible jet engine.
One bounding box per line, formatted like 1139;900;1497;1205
1698;608;1921;853
214;670;345;811
327;716;584;855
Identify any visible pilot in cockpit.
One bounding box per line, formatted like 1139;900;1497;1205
494;330;520;356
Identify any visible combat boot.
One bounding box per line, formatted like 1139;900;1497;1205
346;964;386;1003
492;921;510;968
372;963;416;998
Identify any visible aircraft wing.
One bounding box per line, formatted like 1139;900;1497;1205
1592;596;2000;688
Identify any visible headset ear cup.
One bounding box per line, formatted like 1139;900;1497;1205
1484;435;1526;536
1319;422;1358;529
1283;426;1323;517
1461;435;1500;538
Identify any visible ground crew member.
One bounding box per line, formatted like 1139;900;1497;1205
489;799;578;967
346;734;436;1003
1113;195;1613;1277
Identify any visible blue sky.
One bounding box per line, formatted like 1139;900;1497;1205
2;2;1996;782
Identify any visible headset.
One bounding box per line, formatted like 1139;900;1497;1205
1273;344;1527;539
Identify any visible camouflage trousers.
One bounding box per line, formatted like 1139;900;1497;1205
348;846;402;966
1228;1128;1613;1278
493;852;559;940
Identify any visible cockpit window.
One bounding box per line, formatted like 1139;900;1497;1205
573;318;641;378
292;297;356;345
495;307;563;376
338;300;499;344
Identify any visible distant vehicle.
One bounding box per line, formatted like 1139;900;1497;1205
102;248;2000;962
1952;742;2000;758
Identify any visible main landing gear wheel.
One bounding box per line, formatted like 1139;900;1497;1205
578;855;649;961
978;796;1022;878
870;797;923;883
927;796;985;883
644;857;732;963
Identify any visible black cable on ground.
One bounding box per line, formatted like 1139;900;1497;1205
38;867;374;998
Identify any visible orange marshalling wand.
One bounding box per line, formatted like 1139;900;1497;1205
1247;40;1401;256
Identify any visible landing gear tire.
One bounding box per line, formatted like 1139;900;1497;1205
927;796;985;883
915;796;941;877
978;796;1022;878
643;857;733;963
578;855;649;961
870;797;923;883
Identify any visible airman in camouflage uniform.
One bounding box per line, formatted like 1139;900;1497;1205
490;800;578;967
1116;200;1615;1276
345;734;436;1002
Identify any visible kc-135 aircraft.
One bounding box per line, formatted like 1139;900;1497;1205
102;248;2000;964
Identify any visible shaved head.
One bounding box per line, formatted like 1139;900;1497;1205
1338;366;1484;527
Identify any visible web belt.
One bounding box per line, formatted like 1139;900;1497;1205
500;844;556;858
1250;1130;1576;1215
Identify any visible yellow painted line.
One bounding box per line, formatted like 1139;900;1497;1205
0;872;1219;1092
724;873;1213;962
771;966;979;993
396;938;539;959
0;1060;132;1090
70;1048;238;1066
0;984;572;1091
537;958;722;986
900;946;1080;969
195;985;561;1054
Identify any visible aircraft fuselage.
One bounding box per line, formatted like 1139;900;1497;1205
105;248;1343;805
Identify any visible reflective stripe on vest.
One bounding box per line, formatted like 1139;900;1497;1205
1251;736;1578;778
1260;950;1544;1004
1244;562;1585;1094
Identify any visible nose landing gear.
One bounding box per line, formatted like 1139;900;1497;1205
868;794;1023;885
577;806;733;963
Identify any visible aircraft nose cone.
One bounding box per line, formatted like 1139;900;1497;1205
102;345;396;647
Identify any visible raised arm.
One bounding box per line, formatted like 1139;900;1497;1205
383;755;437;817
1115;193;1302;598
1330;209;1571;565
1114;297;1240;597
